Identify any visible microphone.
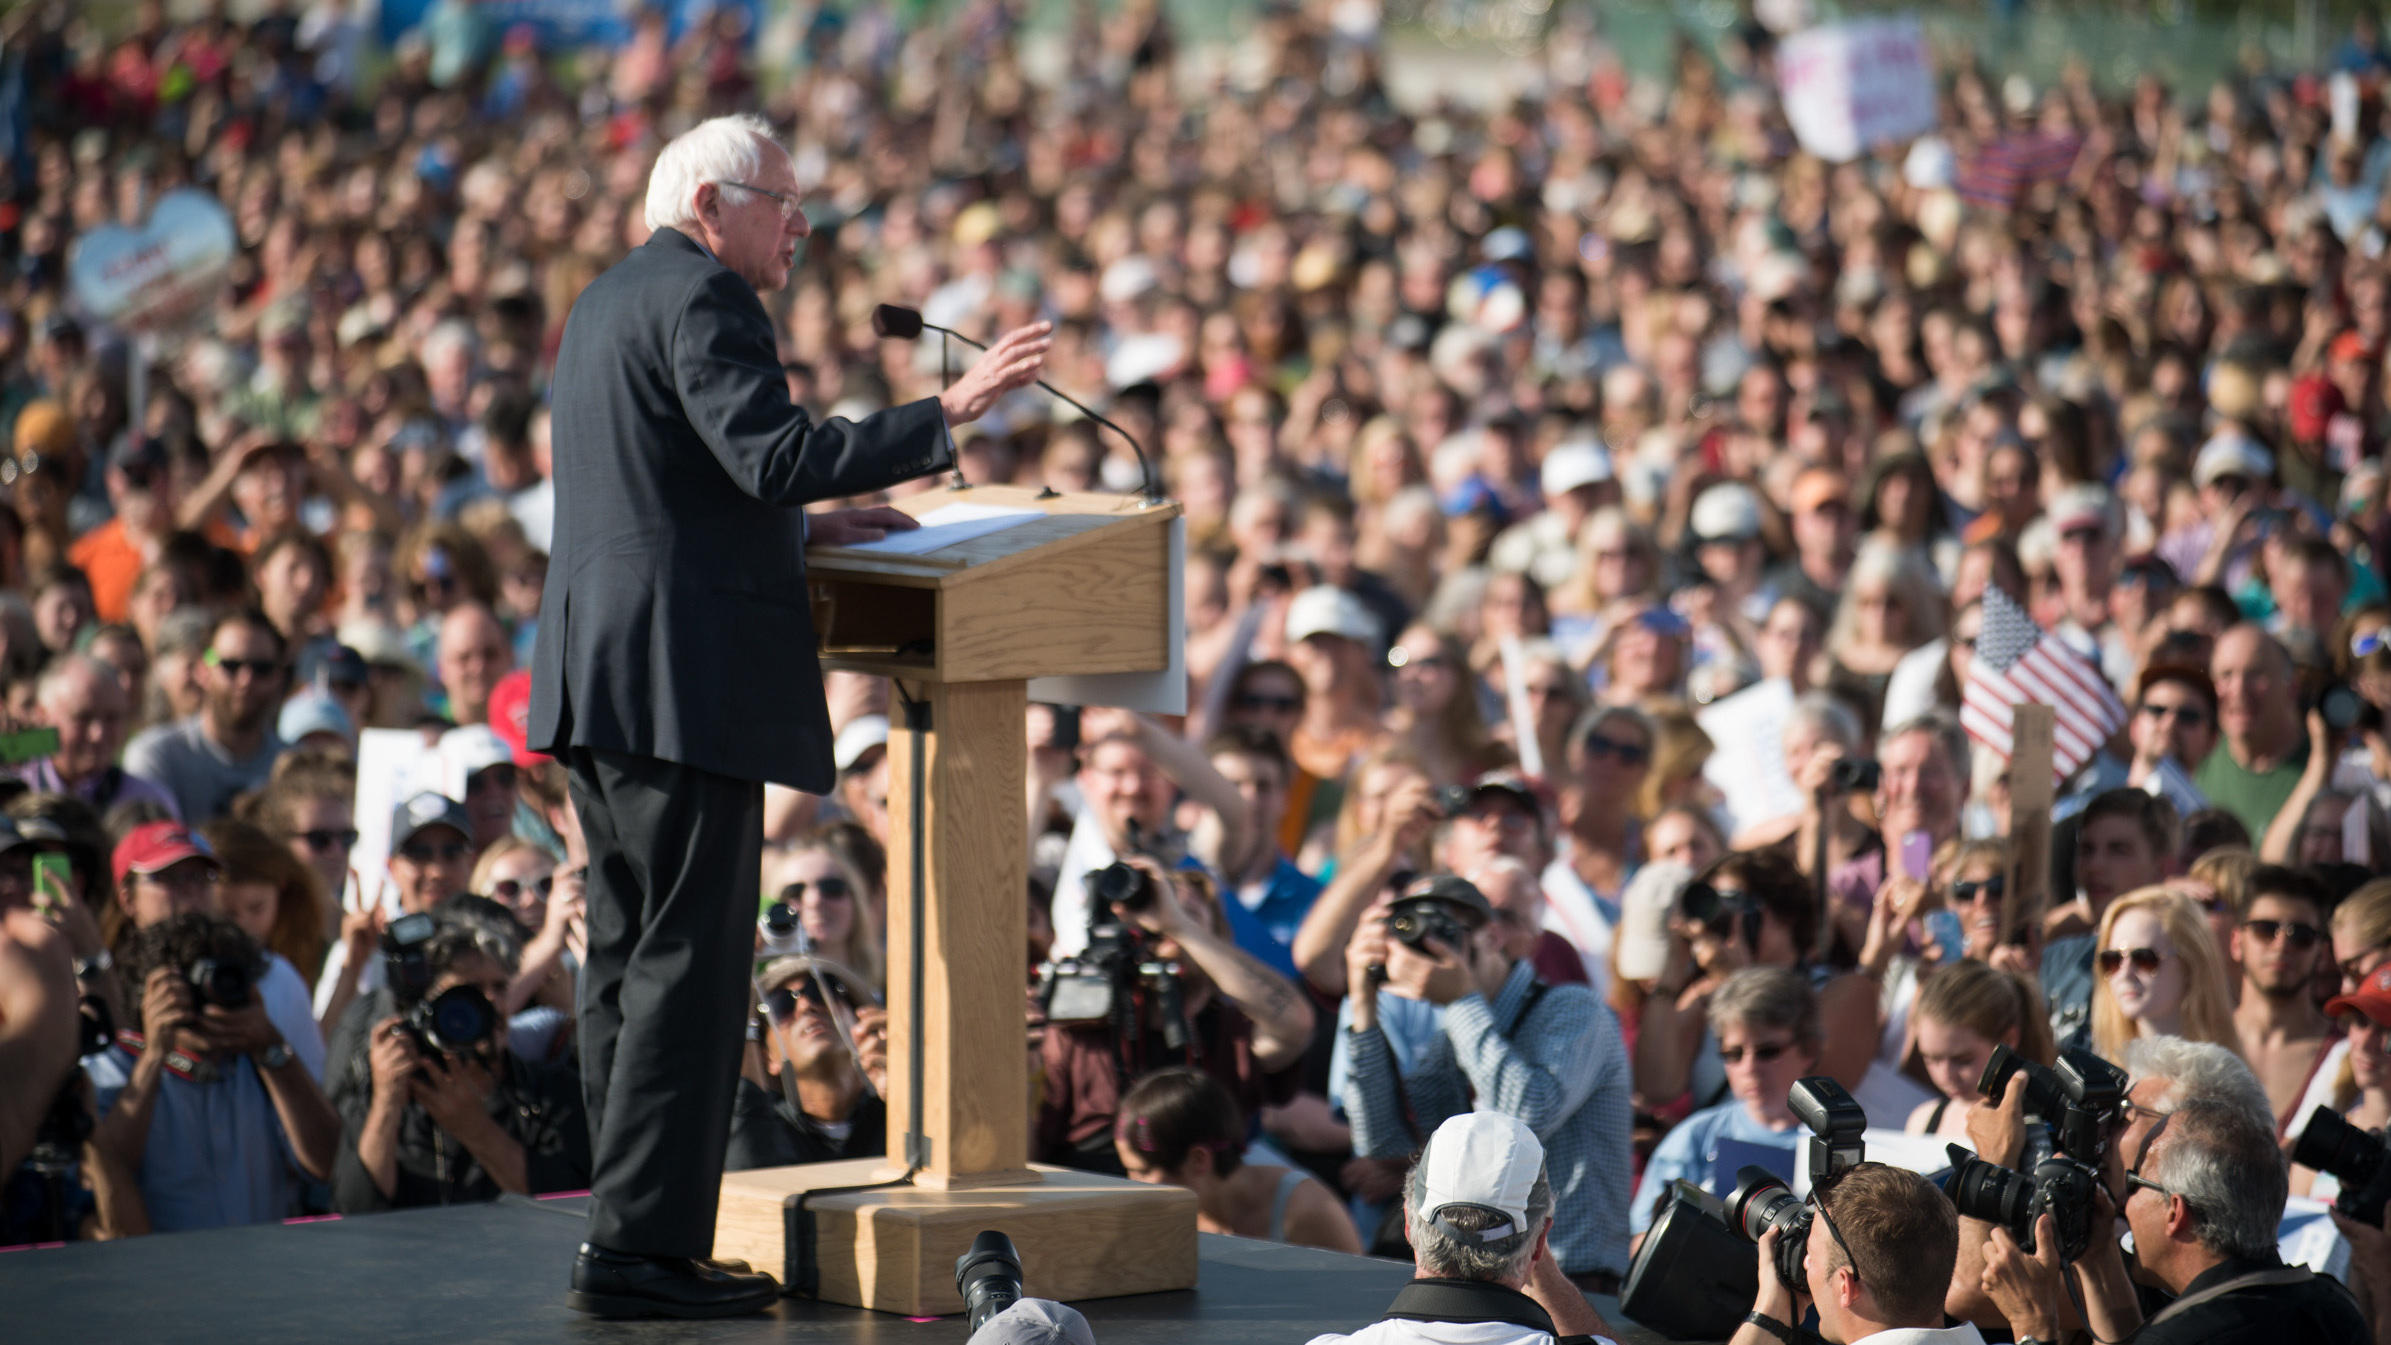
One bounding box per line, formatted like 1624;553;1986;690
871;304;1164;505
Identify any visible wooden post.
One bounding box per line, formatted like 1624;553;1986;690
2005;705;2056;941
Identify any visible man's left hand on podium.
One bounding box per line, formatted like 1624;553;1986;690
809;506;920;547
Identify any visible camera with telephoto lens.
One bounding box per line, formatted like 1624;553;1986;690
1827;758;1881;794
1622;1078;1867;1336
1036;862;1189;1059
955;1229;1023;1336
1726;1077;1870;1290
2294;1107;2391;1228
1090;859;1160;916
185;956;254;1008
1942;1143;2100;1262
400;984;500;1061
1978;1043;2129;1166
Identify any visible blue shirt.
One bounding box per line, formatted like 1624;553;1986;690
1630;1098;1801;1233
1217;855;1321;982
1343;962;1636;1275
84;1046;306;1232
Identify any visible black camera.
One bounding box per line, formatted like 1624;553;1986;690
1624;1078;1866;1332
1978;1044;2128;1165
1090;860;1160;916
758;900;807;959
2294;1107;2391;1228
955;1229;1024;1336
1432;784;1474;818
382;911;439;1004
1679;880;1763;948
1827;758;1882;794
1387;899;1470;954
185;956;253;1008
1036;890;1188;1060
1943;1143;2100;1261
401;984;500;1060
2316;683;2384;736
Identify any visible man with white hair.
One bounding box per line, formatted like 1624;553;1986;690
530;113;1051;1320
16;653;179;817
1305;1112;1616;1345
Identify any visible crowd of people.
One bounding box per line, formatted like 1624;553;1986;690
9;0;2391;1338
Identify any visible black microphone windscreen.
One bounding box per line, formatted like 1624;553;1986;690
871;304;925;340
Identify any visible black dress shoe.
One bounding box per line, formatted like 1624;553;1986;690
567;1244;779;1320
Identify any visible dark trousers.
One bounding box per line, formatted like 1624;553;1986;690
567;747;762;1259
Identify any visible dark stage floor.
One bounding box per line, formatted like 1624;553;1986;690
1;1194;1649;1345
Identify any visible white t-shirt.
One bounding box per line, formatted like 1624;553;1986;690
1307;1313;1557;1345
260;952;328;1082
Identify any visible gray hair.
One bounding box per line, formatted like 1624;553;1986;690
643;114;784;235
1885;709;1972;789
35;652;119;709
2121;1036;2274;1134
1787;690;1863;751
2142;1099;2286;1261
1709;965;1822;1050
1404;1155;1553;1283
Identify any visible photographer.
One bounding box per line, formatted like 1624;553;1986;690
1344;873;1633;1285
334;918;588;1212
85;912;342;1230
1302;1112;1613;1345
1734;1163;1982;1345
1036;857;1313;1173
726;955;886;1169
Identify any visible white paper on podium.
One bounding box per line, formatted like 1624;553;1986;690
841;502;1040;555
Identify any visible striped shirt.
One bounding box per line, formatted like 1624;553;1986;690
1342;961;1634;1276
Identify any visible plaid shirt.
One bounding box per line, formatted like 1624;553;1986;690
1341;960;1635;1276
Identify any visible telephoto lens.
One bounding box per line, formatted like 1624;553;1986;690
1092;860;1157;914
2294;1108;2391;1226
1726;1168;1813;1290
955;1230;1024;1336
185;956;253;1008
410;985;500;1057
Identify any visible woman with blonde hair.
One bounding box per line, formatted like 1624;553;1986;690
1905;960;2055;1141
1817;536;1946;731
2091;887;2241;1065
762;830;884;996
1549;507;1659;653
1382;623;1508;788
1635;700;1716;820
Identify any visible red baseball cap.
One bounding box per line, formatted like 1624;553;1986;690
2291;373;2344;443
485;669;549;769
2326;964;2391;1025
112;821;219;887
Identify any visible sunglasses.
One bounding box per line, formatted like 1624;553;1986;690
1231;692;1302;713
1581;734;1651;767
0;452;53;486
763;976;854;1021
1951;875;2006;904
491;875;555;902
2243;918;2323;949
2137;701;2210;728
2353;629;2388;660
2098;946;2169;976
2343;941;2391;986
781;877;852;903
399;839;471;864
205;652;285;679
1718;1041;1794;1066
296;827;360;854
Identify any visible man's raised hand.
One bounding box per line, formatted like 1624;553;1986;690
938;322;1053;427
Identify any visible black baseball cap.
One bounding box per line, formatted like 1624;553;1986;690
1396;874;1493;929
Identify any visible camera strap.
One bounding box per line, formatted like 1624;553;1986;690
2142;1265;2325;1329
1382;1277;1557;1337
1380;978;1553;1149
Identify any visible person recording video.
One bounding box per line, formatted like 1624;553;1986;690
1731;1163;1981;1345
726;954;886;1169
1035;854;1312;1174
332;918;588;1212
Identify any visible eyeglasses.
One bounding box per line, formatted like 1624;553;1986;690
1814;1190;1866;1293
0;452;53;487
296;828;360;854
399;839;471;864
2125;1109;2178;1203
1951;875;2006;904
2098;946;2169;976
204;651;285;679
2243;918;2323;949
1580;734;1651;767
1718;1040;1793;1065
723;181;804;223
1231;692;1302;713
780;877;852;903
763;976;854;1023
490;875;555;902
2137;701;2210;729
2342;940;2391;987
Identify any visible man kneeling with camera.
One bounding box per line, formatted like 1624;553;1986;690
332;918;589;1212
1735;1163;1980;1345
1306;1112;1614;1345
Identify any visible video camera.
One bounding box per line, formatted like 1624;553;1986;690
2293;1107;2391;1228
1036;859;1187;1058
955;1230;1024;1336
1621;1078;1866;1339
1937;1044;2129;1262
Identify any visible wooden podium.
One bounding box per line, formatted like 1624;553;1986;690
713;485;1200;1316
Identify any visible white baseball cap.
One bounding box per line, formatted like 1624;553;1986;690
1615;861;1694;982
1416;1112;1545;1247
1540;439;1615;497
1690;482;1763;542
1284;585;1383;648
2193;431;2274;487
833;714;890;774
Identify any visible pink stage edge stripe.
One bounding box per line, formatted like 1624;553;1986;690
538;1190;593;1200
283;1214;343;1225
0;1241;67;1253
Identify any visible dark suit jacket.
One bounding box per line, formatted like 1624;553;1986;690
528;227;953;791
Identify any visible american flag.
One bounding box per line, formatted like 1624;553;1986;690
1959;585;2128;782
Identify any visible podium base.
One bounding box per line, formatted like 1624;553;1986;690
715;1159;1200;1317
